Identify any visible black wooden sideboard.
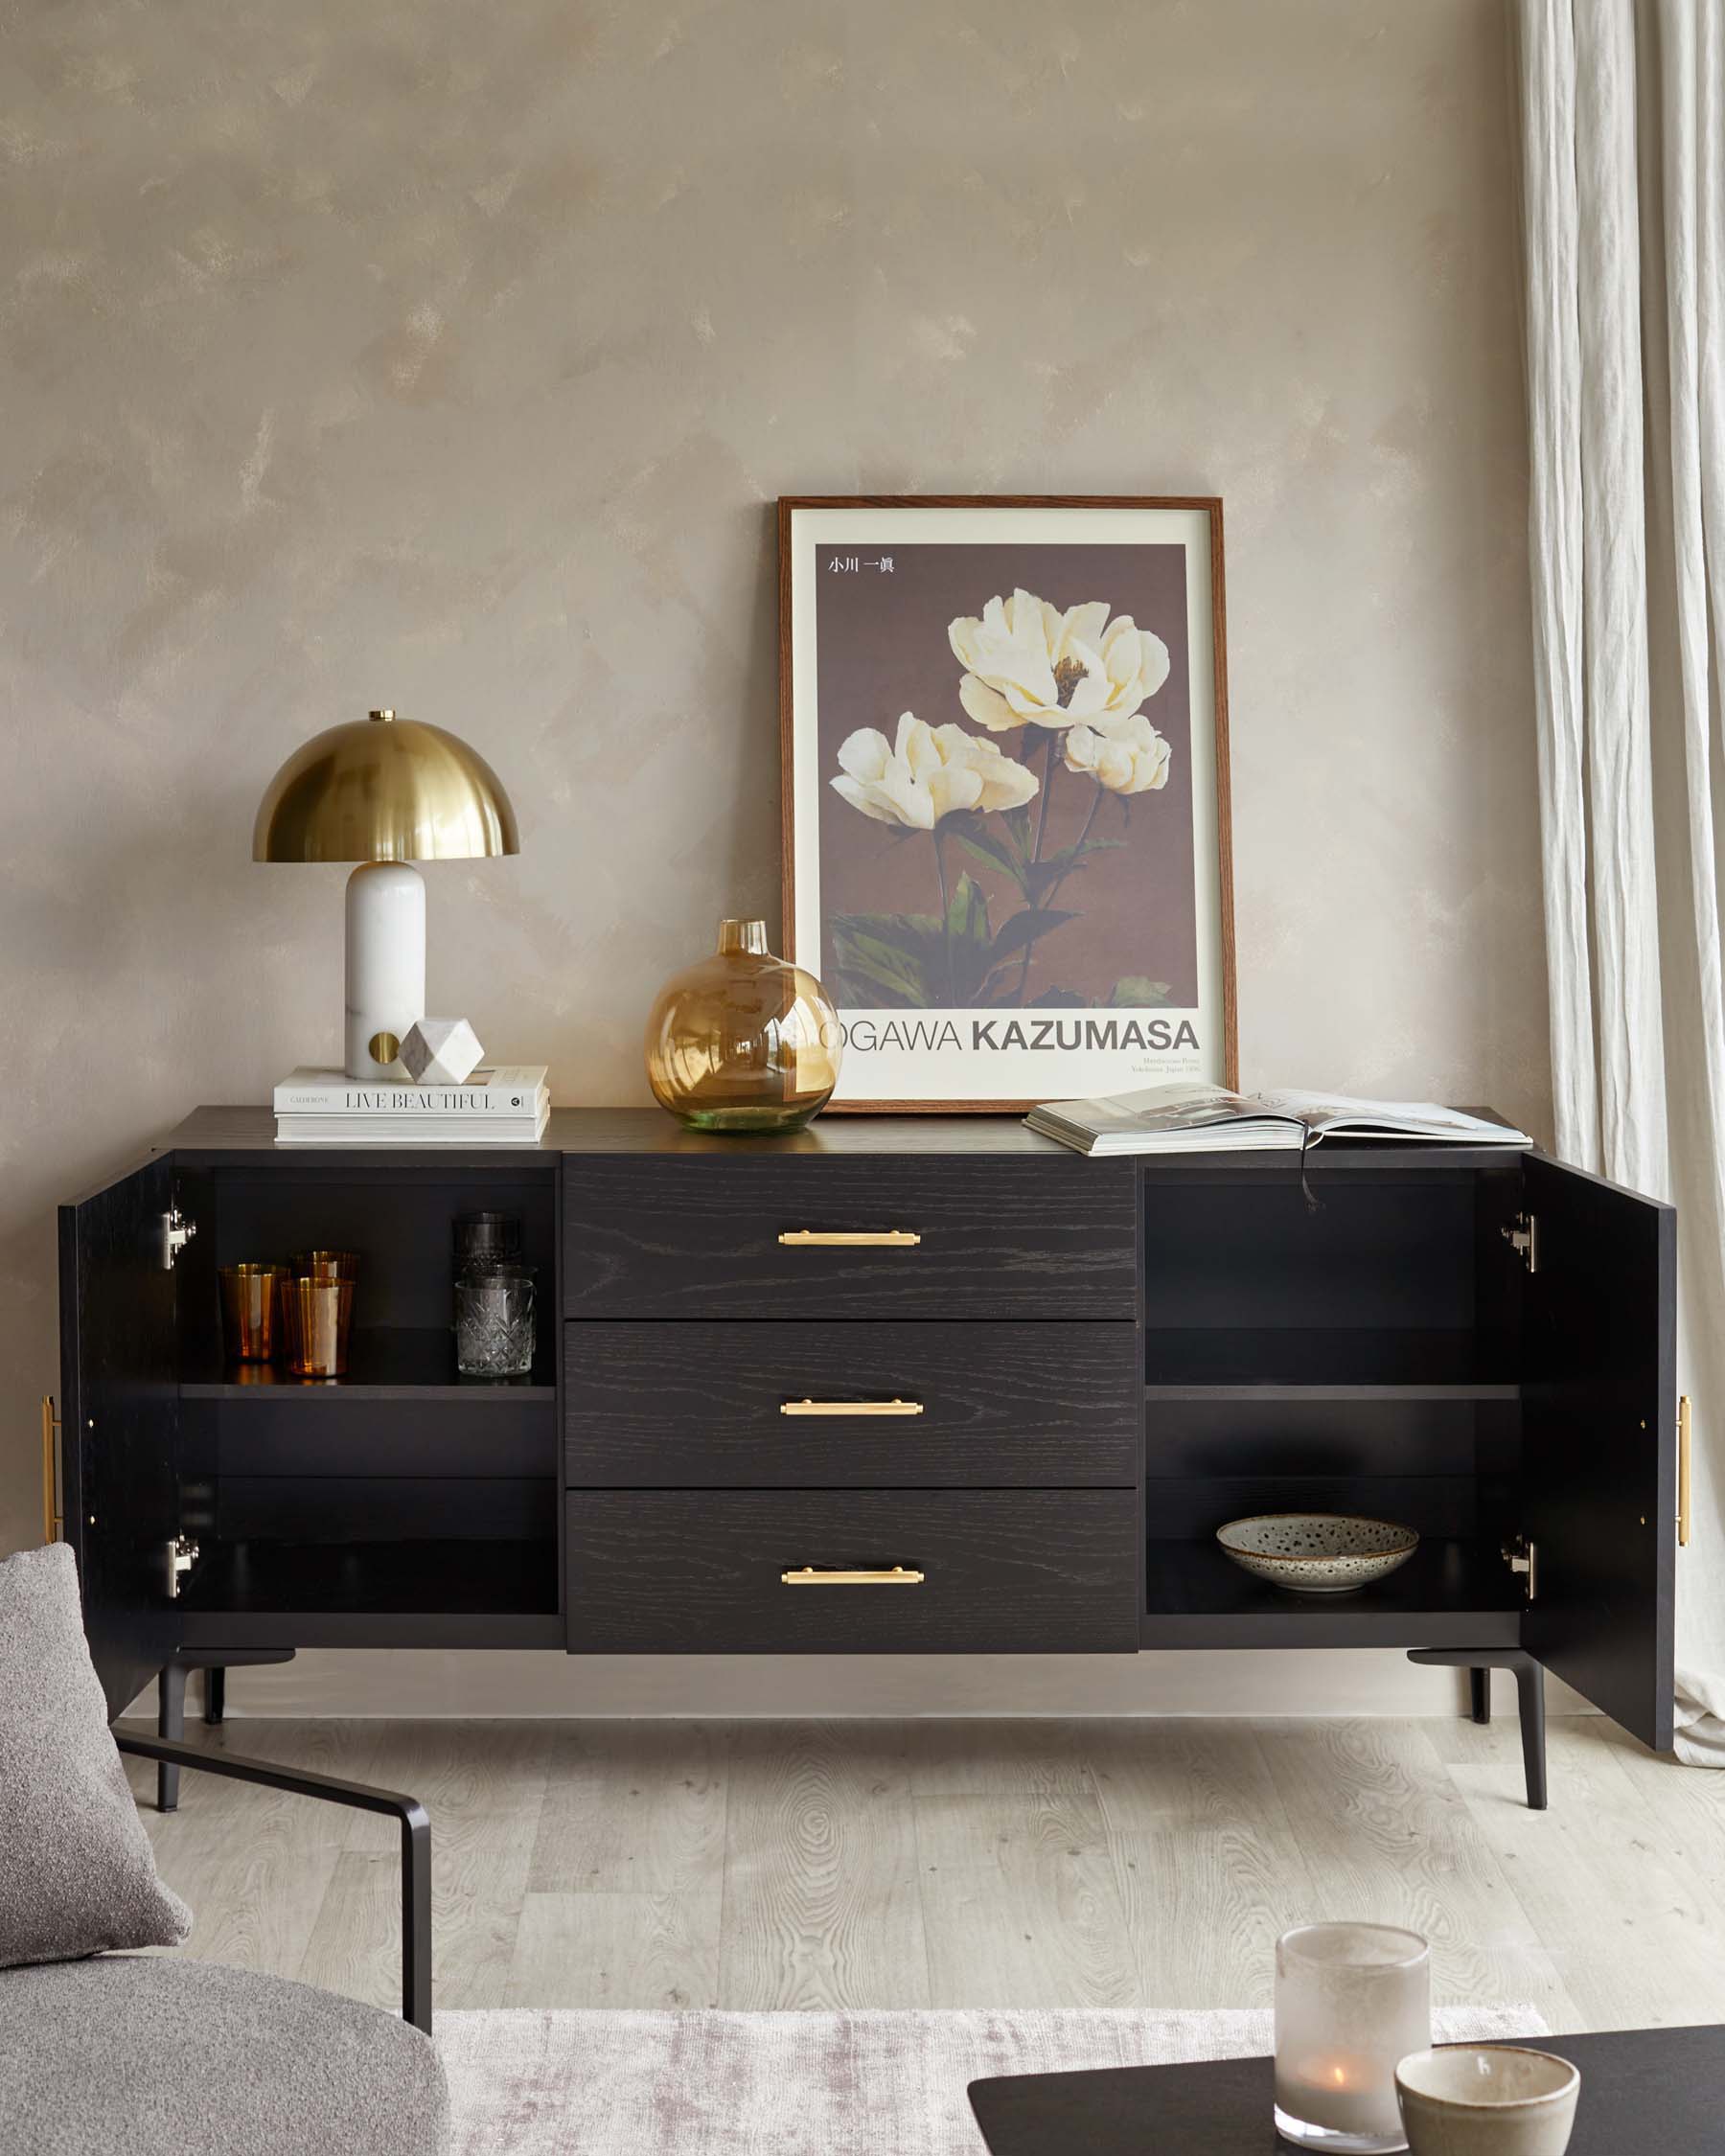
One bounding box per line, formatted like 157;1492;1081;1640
57;1107;1677;1806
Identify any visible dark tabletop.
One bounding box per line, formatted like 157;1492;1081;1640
161;1102;1526;1167
968;2026;1724;2155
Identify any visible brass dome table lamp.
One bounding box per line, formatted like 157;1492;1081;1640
254;710;519;1080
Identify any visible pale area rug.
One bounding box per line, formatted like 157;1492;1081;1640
439;2004;1544;2155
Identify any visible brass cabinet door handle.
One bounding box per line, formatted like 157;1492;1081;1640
777;1230;921;1248
781;1565;925;1586
779;1398;924;1417
1679;1394;1692;1548
40;1395;62;1547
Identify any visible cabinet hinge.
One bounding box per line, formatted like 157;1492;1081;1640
1502;1211;1538;1273
161;1207;196;1271
1504;1533;1537;1601
166;1536;200;1599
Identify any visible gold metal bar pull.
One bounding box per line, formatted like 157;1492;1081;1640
781;1565;926;1586
1679;1394;1692;1548
779;1398;924;1418
777;1229;921;1248
40;1395;62;1547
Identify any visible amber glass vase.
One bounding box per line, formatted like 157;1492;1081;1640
645;918;841;1133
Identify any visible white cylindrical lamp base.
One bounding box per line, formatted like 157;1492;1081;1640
345;860;426;1079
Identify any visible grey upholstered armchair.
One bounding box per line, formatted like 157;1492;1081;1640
0;1545;448;2156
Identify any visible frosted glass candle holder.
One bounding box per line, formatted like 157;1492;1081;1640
1274;1924;1431;2153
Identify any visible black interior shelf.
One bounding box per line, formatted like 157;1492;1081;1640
178;1535;557;1614
174;1537;561;1651
1142;1327;1518;1398
182;1326;556;1400
1140;1537;1524;1649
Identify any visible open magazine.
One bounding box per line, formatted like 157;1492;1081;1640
1024;1083;1532;1158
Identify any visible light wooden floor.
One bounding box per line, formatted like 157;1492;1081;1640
121;1715;1725;2030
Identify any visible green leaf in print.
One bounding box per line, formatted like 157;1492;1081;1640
986;906;1079;964
998;802;1036;857
830;915;938;1007
1108;976;1173;1007
946;871;990;946
1023;837;1122;905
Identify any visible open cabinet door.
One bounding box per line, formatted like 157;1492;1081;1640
58;1153;183;1718
1521;1154;1676;1750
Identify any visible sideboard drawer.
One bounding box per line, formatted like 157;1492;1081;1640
562;1156;1137;1319
565;1489;1138;1653
564;1321;1138;1486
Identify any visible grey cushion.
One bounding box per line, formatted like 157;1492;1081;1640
0;1544;191;1968
0;1954;449;2155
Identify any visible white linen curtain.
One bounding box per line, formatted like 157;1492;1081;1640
1514;0;1725;1762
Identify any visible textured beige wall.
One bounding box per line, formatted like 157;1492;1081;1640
0;0;1551;1712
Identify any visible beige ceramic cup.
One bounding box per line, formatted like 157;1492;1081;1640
1395;2047;1579;2156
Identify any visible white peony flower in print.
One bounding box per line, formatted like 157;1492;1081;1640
1063;712;1173;795
831;711;1040;831
948;588;1171;735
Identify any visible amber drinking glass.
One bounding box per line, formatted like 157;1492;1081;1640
290;1248;362;1281
645;917;841;1133
219;1264;289;1363
279;1273;356;1379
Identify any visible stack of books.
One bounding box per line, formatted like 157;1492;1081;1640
273;1067;550;1145
1024;1083;1531;1158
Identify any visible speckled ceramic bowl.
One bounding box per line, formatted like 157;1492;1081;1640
1216;1513;1419;1594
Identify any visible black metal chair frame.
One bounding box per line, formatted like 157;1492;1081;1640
116;1731;433;2034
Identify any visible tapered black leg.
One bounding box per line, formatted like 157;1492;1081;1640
1408;1647;1548;1810
204;1666;225;1725
156;1662;187;1811
1469;1666;1491;1725
1515;1658;1548;1811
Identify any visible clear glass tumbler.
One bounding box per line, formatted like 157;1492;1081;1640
455;1261;536;1378
1274;1924;1431;2152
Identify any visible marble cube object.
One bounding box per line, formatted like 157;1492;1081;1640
400;1017;485;1086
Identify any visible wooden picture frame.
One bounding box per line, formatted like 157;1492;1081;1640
779;495;1235;1112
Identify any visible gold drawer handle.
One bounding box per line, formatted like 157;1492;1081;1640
781;1565;925;1586
1679;1394;1691;1548
780;1398;924;1418
40;1395;62;1547
777;1229;921;1248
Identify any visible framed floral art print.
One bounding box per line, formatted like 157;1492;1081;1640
779;495;1235;1112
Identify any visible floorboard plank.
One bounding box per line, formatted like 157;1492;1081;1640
300;1720;551;2010
1086;1721;1319;2007
914;1790;1140;2008
507;1890;722;2008
529;1722;725;1896
1436;1718;1725;2030
1257;1719;1580;2027
900;1718;1095;1799
127;1718;394;1984
114;1714;1712;2027
719;1722;929;2009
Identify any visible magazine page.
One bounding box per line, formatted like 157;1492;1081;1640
1034;1081;1275;1136
1254;1091;1530;1144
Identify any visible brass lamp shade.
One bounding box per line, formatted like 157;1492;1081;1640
253;710;519;863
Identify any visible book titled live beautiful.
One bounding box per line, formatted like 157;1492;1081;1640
273;1066;549;1145
1024;1083;1532;1158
